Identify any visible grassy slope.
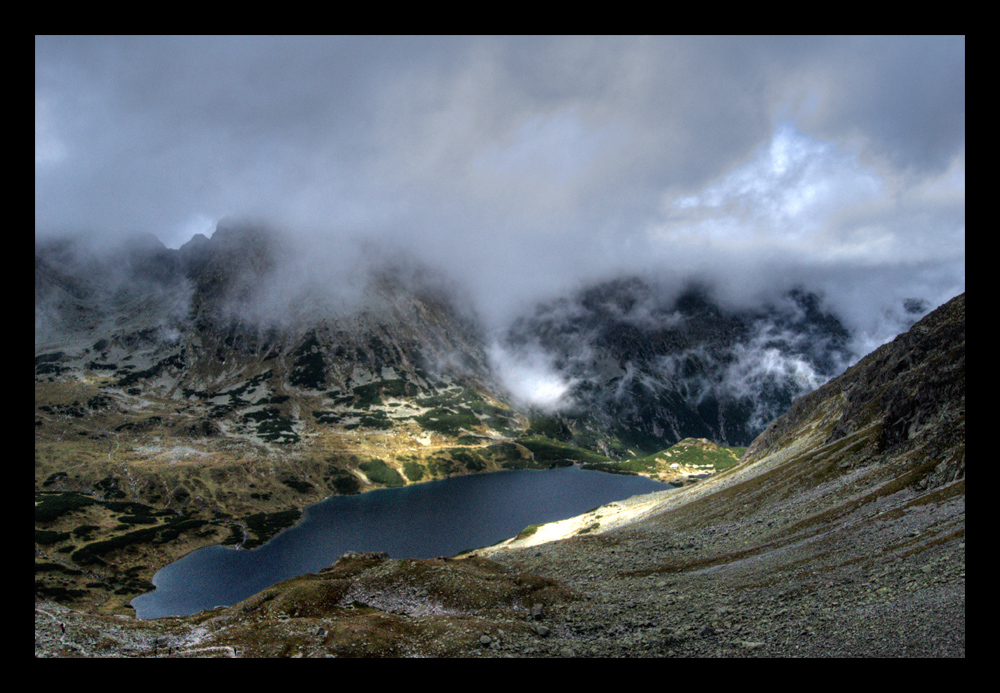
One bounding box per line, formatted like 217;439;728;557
35;356;752;616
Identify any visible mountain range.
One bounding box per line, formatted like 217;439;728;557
35;220;893;452
34;222;893;521
35;223;963;656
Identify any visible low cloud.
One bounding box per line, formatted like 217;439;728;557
486;342;579;412
35;36;964;362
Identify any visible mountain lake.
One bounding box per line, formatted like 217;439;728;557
131;465;671;619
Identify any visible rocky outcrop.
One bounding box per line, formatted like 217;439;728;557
743;292;965;486
503;279;856;451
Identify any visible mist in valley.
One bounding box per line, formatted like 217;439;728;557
36;36;965;422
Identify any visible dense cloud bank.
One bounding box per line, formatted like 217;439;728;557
36;36;964;404
34;217;954;449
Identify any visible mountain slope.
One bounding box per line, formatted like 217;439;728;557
35;226;540;612
34;223;942;618
500;278;856;452
484;291;965;656
35;225;867;524
36;292;965;657
35;227;521;514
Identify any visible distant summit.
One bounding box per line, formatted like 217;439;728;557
501;278;854;452
38;220;943;472
36;224;864;457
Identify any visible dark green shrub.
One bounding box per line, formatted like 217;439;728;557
34;492;98;523
449;449;485;471
403;460;425;482
281;477;315;494
313;410;344;424
106;501;155;515
116;515;159;525
241;509;302;549
42;471;69;487
328;472;361;496
526;416;573;441
35;529;70;545
35;562;82;575
290;350;326;389
517;437;607;467
414;408;479;435
359;458;405;487
94;476;126;500
72;525;99;540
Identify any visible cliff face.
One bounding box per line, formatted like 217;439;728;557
34;225;864;531
35;226;527;615
503;280;855;451
741;291;965;489
36;227;863;461
34;227;509;511
489;297;965;558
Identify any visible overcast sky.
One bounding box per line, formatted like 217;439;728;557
35;35;965;342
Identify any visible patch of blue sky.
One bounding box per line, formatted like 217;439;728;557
658;122;884;247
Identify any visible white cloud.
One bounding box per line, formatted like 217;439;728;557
653;122;884;253
474;108;621;186
164;213;219;249
486;343;578;412
34;95;67;165
34;36;964;343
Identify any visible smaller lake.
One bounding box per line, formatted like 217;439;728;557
131;465;670;619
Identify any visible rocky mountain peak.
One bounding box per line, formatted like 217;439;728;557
501;276;855;451
743;292;965;490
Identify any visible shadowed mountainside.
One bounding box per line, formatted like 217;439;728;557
501;279;857;452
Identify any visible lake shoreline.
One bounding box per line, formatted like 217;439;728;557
130;464;671;619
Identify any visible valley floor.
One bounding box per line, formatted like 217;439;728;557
35;477;965;658
34;294;967;657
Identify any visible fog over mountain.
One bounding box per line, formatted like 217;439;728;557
35;36;965;413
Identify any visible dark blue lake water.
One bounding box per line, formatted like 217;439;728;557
131;465;670;619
